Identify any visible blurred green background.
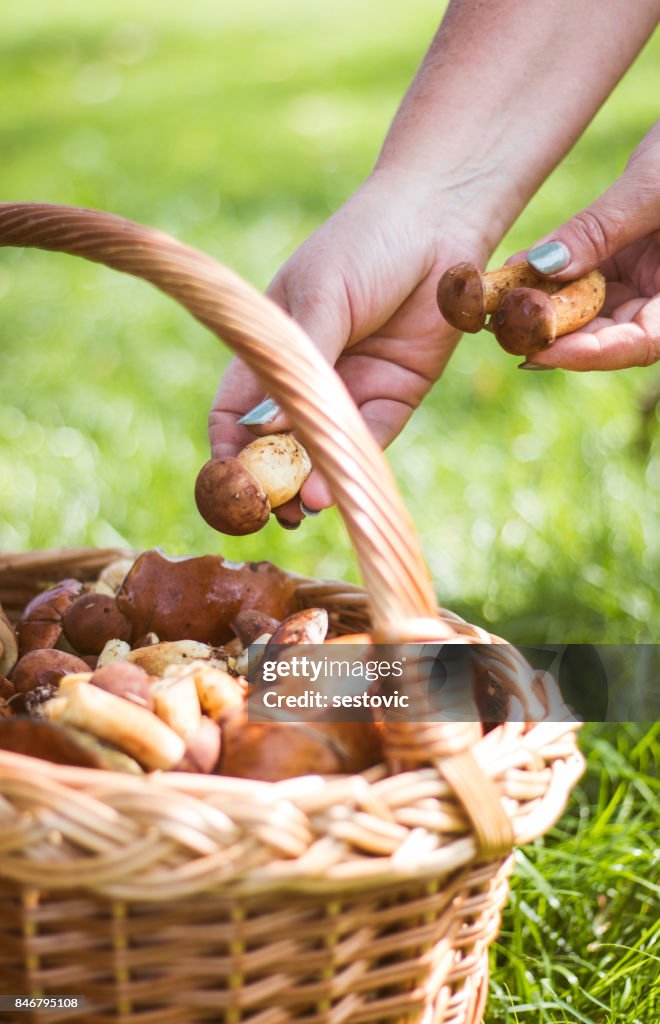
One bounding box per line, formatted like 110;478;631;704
0;0;658;644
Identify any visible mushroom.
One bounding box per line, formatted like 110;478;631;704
312;721;384;775
62;593;132;655
131;631;159;650
43;680;185;771
97;557;135;595
0;716;142;771
436;261;561;333
223;636;244;659
0;674;15;702
219;711;382;781
1;674;15;719
195;433;311;535
97;638;131;667
195;457;270;536
187;662;245;720
219;712;345;781
150;669;203;739
490;270;607;355
116;549;298;645
266;608;328;648
175;716;222;774
0;604;18;677
12;649;91;696
16;578;84;656
90;662;155;711
127;639;227;676
325;633;373;645
230;610;281;647
235;635;271;679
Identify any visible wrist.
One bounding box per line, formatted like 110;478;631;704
364;163;507;264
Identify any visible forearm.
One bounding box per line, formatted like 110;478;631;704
376;0;660;251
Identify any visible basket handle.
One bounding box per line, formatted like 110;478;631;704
0;204;495;770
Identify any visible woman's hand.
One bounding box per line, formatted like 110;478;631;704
207;3;660;525
520;120;660;371
209;172;487;523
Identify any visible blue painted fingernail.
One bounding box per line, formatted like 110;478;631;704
300;501;321;517
527;241;571;275
518;361;555;371
237;398;281;426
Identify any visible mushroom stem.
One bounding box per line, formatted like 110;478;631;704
43;680;185;770
151;672;203;739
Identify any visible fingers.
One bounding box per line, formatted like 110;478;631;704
208;357;328;527
526;120;660;281
208;357;278;460
521;295;660;370
266;469;335;529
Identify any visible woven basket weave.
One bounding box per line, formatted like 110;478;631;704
0;204;584;1024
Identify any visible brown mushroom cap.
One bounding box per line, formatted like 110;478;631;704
63;593;132;655
20;578;84;623
436;263;487;333
16;621;63;655
312;722;384;774
491;288;557;355
17;578;84;657
0;716;109;768
267;608;329;647
195;457;270;536
116;549;298;646
230;610;281;647
219;712;344;781
219;709;383;781
12;649;90;695
90;662;155;711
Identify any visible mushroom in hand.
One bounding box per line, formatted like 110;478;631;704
436;261;560;333
195;434;311;535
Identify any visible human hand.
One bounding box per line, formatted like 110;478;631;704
209;171;487;524
519;119;660;372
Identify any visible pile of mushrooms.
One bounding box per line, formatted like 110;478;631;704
0;547;554;779
0;550;384;780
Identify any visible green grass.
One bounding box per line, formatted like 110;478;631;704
0;6;658;1019
490;723;659;1024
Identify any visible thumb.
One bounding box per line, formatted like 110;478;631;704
526;159;660;281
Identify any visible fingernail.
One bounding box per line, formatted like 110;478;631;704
527;241;571;275
518;361;555;371
300;501;321;518
237;398;281;426
277;518;301;531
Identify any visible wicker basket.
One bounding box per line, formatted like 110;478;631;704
0;204;584;1024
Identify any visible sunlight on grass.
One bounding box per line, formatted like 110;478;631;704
490;723;659;1024
1;2;658;646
